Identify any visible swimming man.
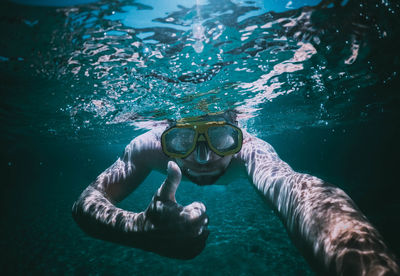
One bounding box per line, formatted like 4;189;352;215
72;111;399;275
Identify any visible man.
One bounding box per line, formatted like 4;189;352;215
72;111;399;275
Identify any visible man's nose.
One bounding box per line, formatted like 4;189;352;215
195;142;211;164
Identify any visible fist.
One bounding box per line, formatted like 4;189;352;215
144;161;209;259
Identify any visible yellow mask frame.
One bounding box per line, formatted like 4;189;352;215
161;121;243;158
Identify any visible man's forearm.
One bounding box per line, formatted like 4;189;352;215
72;184;206;260
72;185;152;248
271;173;398;275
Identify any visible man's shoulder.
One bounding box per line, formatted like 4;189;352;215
134;122;169;140
238;130;277;156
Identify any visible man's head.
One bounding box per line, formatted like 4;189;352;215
161;111;241;185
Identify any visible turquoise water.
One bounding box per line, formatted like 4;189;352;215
1;0;399;274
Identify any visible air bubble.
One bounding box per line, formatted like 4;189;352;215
193;41;204;53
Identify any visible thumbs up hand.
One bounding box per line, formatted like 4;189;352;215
144;161;209;259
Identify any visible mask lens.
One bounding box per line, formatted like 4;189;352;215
164;127;196;155
207;125;239;152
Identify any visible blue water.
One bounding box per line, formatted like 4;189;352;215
1;0;399;274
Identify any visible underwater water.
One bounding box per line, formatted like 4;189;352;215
1;0;399;274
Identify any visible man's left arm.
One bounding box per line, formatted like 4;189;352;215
236;131;399;275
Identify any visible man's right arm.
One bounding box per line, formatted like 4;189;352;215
72;129;208;259
71;130;160;250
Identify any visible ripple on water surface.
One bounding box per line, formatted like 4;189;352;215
1;0;399;143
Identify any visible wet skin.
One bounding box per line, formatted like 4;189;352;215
175;141;233;185
72;125;400;274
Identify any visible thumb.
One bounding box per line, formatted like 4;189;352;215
158;161;182;202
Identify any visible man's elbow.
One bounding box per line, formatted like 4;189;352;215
71;199;89;231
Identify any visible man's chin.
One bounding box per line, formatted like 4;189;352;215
183;169;224;186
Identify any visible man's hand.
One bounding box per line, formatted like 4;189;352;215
144;161;209;259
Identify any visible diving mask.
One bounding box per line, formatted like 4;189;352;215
161;120;243;159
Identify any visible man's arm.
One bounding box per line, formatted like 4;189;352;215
72;129;209;259
236;131;399;275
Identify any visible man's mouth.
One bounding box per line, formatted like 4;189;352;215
186;168;221;177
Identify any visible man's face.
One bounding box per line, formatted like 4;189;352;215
175;142;233;185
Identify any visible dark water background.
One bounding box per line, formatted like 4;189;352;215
1;0;400;274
